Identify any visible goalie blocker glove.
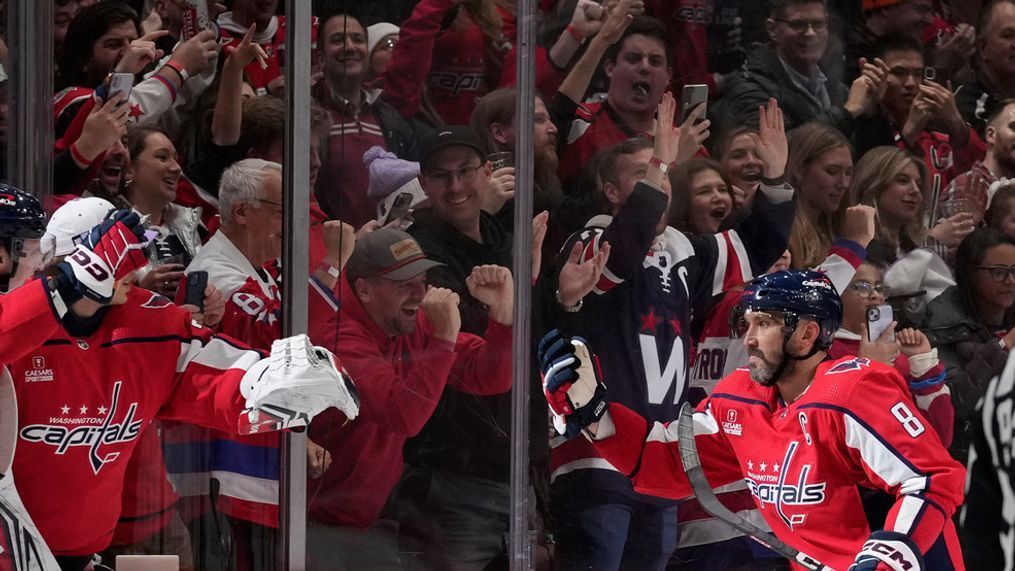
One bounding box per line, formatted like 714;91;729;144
539;329;609;439
239;334;361;433
848;531;925;571
55;209;150;304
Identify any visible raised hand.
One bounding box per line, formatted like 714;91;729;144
838;205;877;248
73;93;129;163
897;327;932;357
181;284;225;328
466;265;514;326
571;0;606;39
307;438;332;479
652;91;680;169
928;212;975;248
749;98;788;179
592;0;635;48
422;286;462;342
169;28;219;77
482;166;516;215
224;25;269;71
532;211;549;281
844;57;889;118
676;102;710;165
322;220;357;270
558;240;612;309
859;319;900;366
115;30;169;75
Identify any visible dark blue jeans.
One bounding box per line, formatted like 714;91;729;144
550;479;678;571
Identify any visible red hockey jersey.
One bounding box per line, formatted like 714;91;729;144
7;284;260;556
594;356;966;571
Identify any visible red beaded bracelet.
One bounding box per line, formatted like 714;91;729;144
566;24;584;42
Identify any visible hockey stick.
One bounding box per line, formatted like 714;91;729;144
676;403;834;571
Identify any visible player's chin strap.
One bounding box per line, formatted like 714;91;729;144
770;313;826;384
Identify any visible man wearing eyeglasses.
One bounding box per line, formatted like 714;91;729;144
397;126;519;569
718;0;888;135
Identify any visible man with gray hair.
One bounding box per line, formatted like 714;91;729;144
181;158;356;539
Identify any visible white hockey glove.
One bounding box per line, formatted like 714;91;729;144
848;531;925;571
538;329;608;439
238;334;360;434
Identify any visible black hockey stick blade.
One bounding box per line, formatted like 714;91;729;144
676;403;834;571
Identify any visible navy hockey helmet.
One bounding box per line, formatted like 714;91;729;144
0;184;46;244
736;270;842;350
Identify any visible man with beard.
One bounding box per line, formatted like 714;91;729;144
540;270;966;571
544;94;796;571
471;88;563;232
943;99;1015;221
718;0;888;136
956;0;1015;135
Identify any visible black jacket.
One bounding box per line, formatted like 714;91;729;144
404;209;515;482
718;44;855;136
920;285;1010;463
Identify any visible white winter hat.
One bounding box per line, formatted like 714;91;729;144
367;22;400;56
41;197;116;257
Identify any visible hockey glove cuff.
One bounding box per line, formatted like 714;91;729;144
848;531;925;571
238;334;361;434
55;210;151;304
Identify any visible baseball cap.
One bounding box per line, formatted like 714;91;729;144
41;197;115;257
417;126;485;171
345;228;445;282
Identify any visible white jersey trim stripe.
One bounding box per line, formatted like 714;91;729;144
213;470;279;504
712;233;728;296
727;230;753;284
177;337;262;374
842;413;923;488
892;494;924;535
550;458;620;482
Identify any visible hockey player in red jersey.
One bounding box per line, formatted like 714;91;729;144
0;195;360;570
540;270;966;571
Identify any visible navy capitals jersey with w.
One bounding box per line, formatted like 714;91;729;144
550;182;794;484
596;357;967;570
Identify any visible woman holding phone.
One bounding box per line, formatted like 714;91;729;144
121;126;203;298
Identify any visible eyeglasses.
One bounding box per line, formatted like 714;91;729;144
423;164;482;188
775;18;828;33
256;198;284;209
977;265;1015;282
847;281;889;299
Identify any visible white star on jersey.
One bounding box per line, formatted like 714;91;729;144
97;406;108;415
760;462;767;472
773;462;780;472
79;405;88;414
60;405;69;415
748;460;754;470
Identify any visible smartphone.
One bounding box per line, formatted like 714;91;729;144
867;304;894;342
382;192;415;226
184;271;208;311
679;84;709;124
107;72;134;102
923;66;949;84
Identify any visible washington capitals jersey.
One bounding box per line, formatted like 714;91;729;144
691;240;866;398
7;286;261;556
550;182;795;485
595;357;967;571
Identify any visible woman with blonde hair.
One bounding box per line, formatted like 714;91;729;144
850;146;974;263
786;122;854;269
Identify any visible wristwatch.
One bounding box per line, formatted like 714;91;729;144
649;157;669;175
556;289;583;313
